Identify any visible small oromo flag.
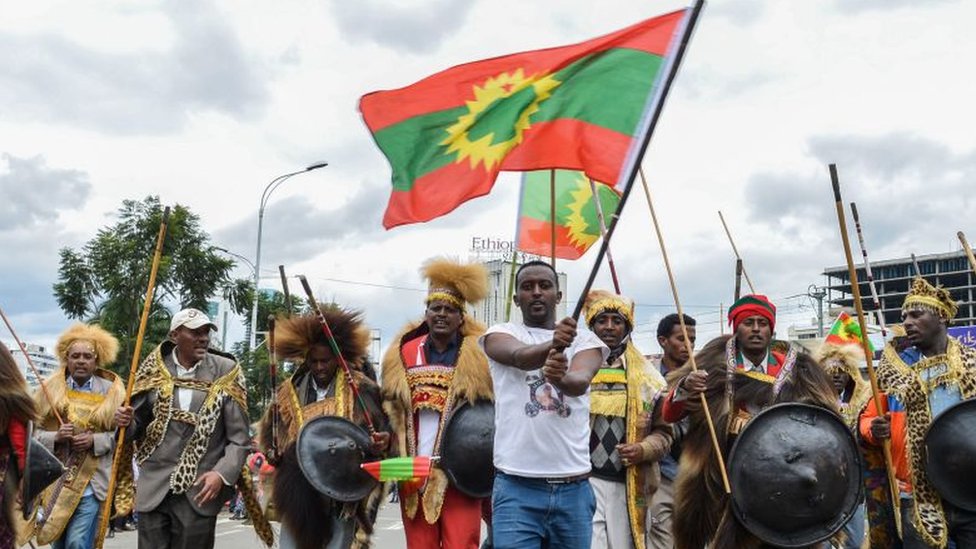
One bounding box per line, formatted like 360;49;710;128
360;456;433;482
516;170;620;260
825;311;874;353
360;9;690;229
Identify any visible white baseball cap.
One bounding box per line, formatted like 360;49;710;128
169;308;218;332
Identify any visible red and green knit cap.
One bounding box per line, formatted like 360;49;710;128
728;294;776;331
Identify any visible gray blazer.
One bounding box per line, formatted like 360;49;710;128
129;344;250;515
36;374;117;501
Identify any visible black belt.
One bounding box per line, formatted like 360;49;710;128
543;473;591;484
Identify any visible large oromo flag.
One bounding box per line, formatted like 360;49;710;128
360;9;690;229
516;170;621;260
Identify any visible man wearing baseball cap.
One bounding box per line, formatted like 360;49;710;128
115;307;252;549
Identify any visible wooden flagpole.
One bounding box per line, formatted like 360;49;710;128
95;206;170;548
505;250;519;322
569;0;704;320
828;165;901;536
0;306;64;424
549;170;557;268
587;178;622;294
718;210;756;294
640;167;730;493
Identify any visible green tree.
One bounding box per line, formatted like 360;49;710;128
53;196;253;376
237;289;305;422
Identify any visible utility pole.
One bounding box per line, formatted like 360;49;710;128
808;284;828;337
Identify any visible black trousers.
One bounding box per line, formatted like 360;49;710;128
902;498;976;549
138;493;217;549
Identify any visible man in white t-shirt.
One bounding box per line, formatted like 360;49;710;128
480;260;608;549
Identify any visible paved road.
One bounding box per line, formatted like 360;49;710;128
92;503;414;549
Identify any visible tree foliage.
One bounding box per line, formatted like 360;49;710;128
53;196;253;376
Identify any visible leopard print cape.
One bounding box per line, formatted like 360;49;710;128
877;336;976;548
131;345;247;494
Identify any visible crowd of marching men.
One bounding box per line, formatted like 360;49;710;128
0;256;973;549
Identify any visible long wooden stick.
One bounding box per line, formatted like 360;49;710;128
957;232;976;278
734;259;743;302
587;178;622;294
850;203;889;339
718;211;756;294
267;316;279;462
640;167;730;494
278;265;292;315
910;253;922;277
828;165;901;536
0;306;64;424
95;206;170;548
549;170;557;268
297;276;376;434
505;250;519;322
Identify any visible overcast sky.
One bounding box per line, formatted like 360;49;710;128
2;0;974;360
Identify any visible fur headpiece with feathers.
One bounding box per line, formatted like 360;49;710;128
273;304;370;366
421;257;489;311
56;323;120;368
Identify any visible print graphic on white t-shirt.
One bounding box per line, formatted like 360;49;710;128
523;373;571;418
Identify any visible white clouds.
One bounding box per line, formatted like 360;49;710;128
1;0;974;355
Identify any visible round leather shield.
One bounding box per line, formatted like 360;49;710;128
439;400;495;498
296;416;377;502
926;398;976;511
728;402;862;548
20;422;66;520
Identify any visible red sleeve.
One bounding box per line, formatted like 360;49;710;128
7;417;29;472
661;386;687;423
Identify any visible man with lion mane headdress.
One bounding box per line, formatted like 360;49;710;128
20;323;125;549
381;257;493;549
259;304;390;549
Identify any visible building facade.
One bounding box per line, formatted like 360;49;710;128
8;342;59;389
824;250;975;328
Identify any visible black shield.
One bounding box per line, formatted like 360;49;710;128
296;416;377;502
20;422;66;520
728;402;862;548
926;398;976;511
439;400;495;498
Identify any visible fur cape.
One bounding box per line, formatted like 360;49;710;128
667;335;838;549
380;318;492;523
259;365;389;549
0;342;36;540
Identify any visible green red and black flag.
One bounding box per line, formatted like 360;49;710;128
360;456;433;482
359;8;691;229
515;170;620;260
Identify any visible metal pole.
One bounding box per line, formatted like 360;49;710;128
249;163;327;349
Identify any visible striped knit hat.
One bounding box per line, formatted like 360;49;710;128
728;294;776;331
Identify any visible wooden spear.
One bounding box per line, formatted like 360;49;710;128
0;305;64;424
957;231;976;278
267;315;279;462
297;276;376;433
718;210;757;294
640;167;730;494
850;203;890;339
95;206;170;548
828;166;901;536
278;265;292;315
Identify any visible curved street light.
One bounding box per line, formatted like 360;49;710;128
249;162;328;349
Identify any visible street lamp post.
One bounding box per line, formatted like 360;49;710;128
214;246;256;346
249;162;328;350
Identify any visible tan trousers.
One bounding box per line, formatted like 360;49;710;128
591;476;634;549
646;475;674;549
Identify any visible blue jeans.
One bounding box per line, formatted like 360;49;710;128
52;494;103;549
492;472;596;549
840;501;865;549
